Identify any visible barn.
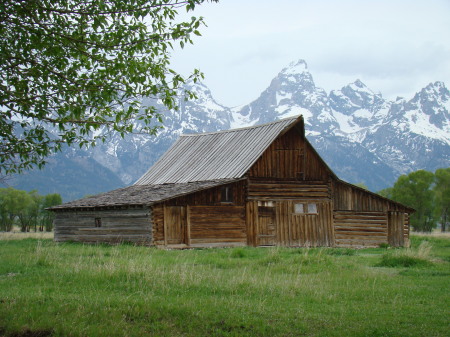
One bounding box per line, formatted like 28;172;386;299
50;116;413;248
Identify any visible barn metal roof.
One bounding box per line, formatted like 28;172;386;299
135;116;301;185
49;179;242;210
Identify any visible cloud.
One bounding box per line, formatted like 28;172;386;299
172;0;450;106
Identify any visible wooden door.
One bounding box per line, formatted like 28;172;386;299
290;201;333;247
257;205;276;246
164;206;186;245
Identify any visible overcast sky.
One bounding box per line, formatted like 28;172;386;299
171;0;450;107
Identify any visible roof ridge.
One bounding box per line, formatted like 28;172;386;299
180;115;300;137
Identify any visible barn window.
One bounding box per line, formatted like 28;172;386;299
221;186;233;203
294;203;304;213
95;218;102;227
294;203;318;214
307;203;318;214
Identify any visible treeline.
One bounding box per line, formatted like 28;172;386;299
0;188;62;232
378;168;450;232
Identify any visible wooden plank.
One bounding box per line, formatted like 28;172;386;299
186;206;191;246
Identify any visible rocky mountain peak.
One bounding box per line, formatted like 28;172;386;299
400;81;449;139
280;59;309;75
277;59;315;91
11;59;450;200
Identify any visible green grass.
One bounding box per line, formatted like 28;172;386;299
0;236;449;337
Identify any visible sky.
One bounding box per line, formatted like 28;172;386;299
171;0;450;108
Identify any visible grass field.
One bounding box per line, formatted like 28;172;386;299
0;235;449;337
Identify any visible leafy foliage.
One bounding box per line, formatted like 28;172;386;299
0;0;217;175
0;187;62;232
378;168;450;232
391;170;436;231
434;168;450;232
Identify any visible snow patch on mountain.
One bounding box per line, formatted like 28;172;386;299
13;59;450;200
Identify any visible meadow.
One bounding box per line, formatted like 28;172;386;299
0;234;449;337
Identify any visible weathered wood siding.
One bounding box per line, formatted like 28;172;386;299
334;211;388;247
288;201;334;247
332;180;410;247
388;211;406;247
249;128;329;181
189;206;246;246
333;181;389;212
246;180;334;247
54;207;151;244
152;204;164;245
152;181;247;247
164;206;187;245
248;180;330;200
165;180;246;206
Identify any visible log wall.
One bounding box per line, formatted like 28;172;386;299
334;211;388;247
54;207;152;244
189;205;246;246
248;180;330;200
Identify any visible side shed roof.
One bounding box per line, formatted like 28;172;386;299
135;116;301;185
49;179;242;210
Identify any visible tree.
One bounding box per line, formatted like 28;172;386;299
434;168;450;232
0;187;22;231
391;170;436;232
0;0;217;175
377;187;393;199
40;193;62;232
354;183;368;190
14;189;38;232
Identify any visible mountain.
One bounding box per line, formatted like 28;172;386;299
9;148;124;201
9;60;450;200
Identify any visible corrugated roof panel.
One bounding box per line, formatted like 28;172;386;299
134;116;301;185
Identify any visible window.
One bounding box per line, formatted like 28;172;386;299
294;203;304;214
95;218;102;227
308;203;318;214
221;186;233;203
294;203;318;214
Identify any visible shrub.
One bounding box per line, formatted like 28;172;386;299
377;241;432;268
230;247;247;258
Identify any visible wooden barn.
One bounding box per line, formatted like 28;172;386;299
50;116;414;248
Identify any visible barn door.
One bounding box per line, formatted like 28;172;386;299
257;203;276;246
164;206;186;245
290;201;333;247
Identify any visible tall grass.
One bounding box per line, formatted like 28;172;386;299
0;236;449;336
377;241;433;267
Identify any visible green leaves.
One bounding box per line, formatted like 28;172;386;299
0;187;62;232
0;0;218;175
384;169;450;232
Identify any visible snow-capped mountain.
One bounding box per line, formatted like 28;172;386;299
233;60;449;188
88;81;233;185
10;60;450;200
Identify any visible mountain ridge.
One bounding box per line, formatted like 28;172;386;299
9;59;450;200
